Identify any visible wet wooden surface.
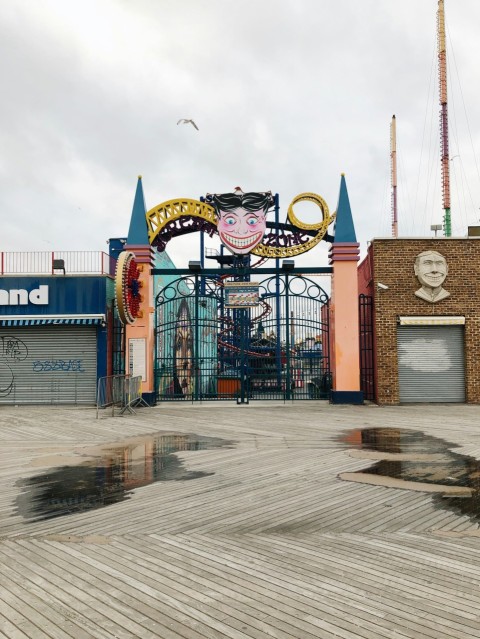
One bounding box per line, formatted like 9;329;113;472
1;401;480;638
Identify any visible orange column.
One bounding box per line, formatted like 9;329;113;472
328;242;363;404
124;245;156;402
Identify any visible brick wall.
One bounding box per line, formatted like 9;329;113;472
370;238;480;404
358;250;374;297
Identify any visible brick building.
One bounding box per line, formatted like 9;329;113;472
358;238;480;404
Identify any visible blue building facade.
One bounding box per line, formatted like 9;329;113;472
0;273;113;404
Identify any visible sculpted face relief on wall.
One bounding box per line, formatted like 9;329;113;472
414;250;450;303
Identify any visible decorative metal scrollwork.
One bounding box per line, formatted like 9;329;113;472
258;275;329;303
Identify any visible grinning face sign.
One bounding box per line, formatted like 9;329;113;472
217;207;266;254
209;191;273;256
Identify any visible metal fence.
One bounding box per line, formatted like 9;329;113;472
155;273;331;403
359;293;375;401
0;251;116;276
96;375;149;417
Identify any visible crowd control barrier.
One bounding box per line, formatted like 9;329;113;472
96;375;150;418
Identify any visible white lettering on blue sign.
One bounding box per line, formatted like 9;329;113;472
0;285;49;306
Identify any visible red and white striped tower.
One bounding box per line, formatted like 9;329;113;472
390;115;398;238
438;0;451;236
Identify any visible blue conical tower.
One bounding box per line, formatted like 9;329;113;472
333;173;357;243
127;176;149;245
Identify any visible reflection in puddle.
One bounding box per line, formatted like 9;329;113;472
16;432;233;521
339;428;480;521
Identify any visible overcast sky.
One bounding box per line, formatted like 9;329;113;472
1;0;480;268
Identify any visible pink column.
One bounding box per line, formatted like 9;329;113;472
124;244;156;400
328;242;363;404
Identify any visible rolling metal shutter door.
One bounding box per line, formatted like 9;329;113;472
0;326;97;405
397;325;465;403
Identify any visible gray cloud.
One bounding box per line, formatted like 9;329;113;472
1;0;479;267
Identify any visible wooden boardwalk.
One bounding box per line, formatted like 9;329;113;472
1;401;480;638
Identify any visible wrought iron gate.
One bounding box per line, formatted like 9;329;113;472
155;272;330;402
111;304;125;376
359;293;375;401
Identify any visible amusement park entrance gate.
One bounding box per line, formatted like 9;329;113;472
154;266;331;403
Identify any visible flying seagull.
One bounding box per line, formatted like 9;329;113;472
177;118;199;130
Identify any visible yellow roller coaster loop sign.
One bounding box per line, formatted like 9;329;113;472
146;199;218;244
146;192;335;259
252;192;335;258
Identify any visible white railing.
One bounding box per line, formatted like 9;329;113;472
0;251;116;276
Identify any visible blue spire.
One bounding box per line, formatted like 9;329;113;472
333;173;357;243
127;176;148;245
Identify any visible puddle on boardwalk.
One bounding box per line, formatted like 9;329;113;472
16;433;233;522
339;428;480;522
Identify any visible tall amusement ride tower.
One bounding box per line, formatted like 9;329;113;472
438;0;451;236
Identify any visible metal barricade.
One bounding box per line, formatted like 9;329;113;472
96;375;126;418
96;375;150;417
120;375;150;414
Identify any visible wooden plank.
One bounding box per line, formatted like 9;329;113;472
2;403;480;639
166;533;480;639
